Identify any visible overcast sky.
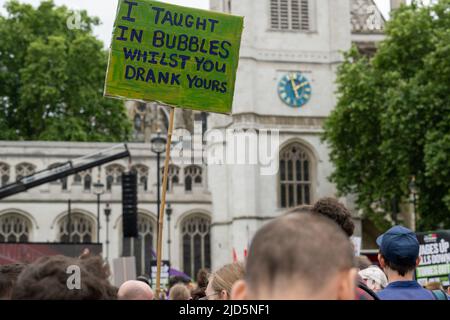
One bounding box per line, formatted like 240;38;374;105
0;0;403;46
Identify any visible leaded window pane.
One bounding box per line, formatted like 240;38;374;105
0;163;10;187
185;176;192;192
181;215;211;279
74;174;82;183
279;143;313;208
105;164;125;192
84;174;91;191
204;233;211;270
131;165;150;192
121;214;155;276
0;214;32;243
184;166;203;192
194;234;202;275
59;213;94;244
183;234;192;278
161;165;181;192
15;163;35;182
62;177;68;190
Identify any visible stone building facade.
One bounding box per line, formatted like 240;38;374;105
0;141;212;280
0;0;395;279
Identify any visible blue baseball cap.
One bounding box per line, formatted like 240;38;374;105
376;226;419;265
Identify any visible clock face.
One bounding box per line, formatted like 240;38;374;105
278;73;312;108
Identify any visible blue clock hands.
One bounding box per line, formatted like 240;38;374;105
290;73;300;100
278;72;312;108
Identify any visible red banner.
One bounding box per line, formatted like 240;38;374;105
0;243;102;265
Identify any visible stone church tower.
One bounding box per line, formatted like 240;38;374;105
207;0;386;268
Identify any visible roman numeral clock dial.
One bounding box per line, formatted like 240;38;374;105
278;72;312;108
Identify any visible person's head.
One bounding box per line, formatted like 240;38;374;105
11;255;117;300
79;254;113;280
358;266;388;292
0;264;26;300
232;213;357;300
118;280;154;300
424;282;443;291
284;205;314;216
191;268;209;300
205;262;245;300
168;275;190;290
376;226;420;281
196;268;209;289
136;275;151;286
311;198;355;237
169;283;191;300
356;256;372;270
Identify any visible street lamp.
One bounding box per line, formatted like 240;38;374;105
409;176;418;231
151;130;167;235
93;178;105;244
104;203;112;262
166;203;173;262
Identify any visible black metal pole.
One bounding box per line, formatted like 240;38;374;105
68;199;72;243
413;193;417;230
97;194;100;244
167;212;171;262
106;214;110;262
157;152;161;236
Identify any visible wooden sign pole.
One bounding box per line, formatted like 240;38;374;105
155;107;175;299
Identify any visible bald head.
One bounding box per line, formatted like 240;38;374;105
118;280;154;300
232;213;357;300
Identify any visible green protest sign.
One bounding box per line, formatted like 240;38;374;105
104;0;244;114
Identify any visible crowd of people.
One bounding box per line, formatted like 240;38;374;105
0;197;449;300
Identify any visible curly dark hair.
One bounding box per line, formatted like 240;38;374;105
196;268;209;289
11;255;117;300
0;263;26;299
190;268;209;300
381;254;416;277
311;198;355;237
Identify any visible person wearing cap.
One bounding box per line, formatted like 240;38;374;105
359;266;388;293
376;226;435;300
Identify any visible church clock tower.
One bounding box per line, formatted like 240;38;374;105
207;0;360;269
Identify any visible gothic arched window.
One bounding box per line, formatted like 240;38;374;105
131;164;149;192
279;143;313;208
184;166;202;192
84;174;92;191
15;163;35;181
59;213;95;243
181;215;211;279
0;213;32;243
161;165;180;192
106;164;125;191
122;213;156;276
73;170;92;191
0;162;10;187
270;0;311;31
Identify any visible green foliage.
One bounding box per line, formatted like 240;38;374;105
0;0;131;142
323;0;450;231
